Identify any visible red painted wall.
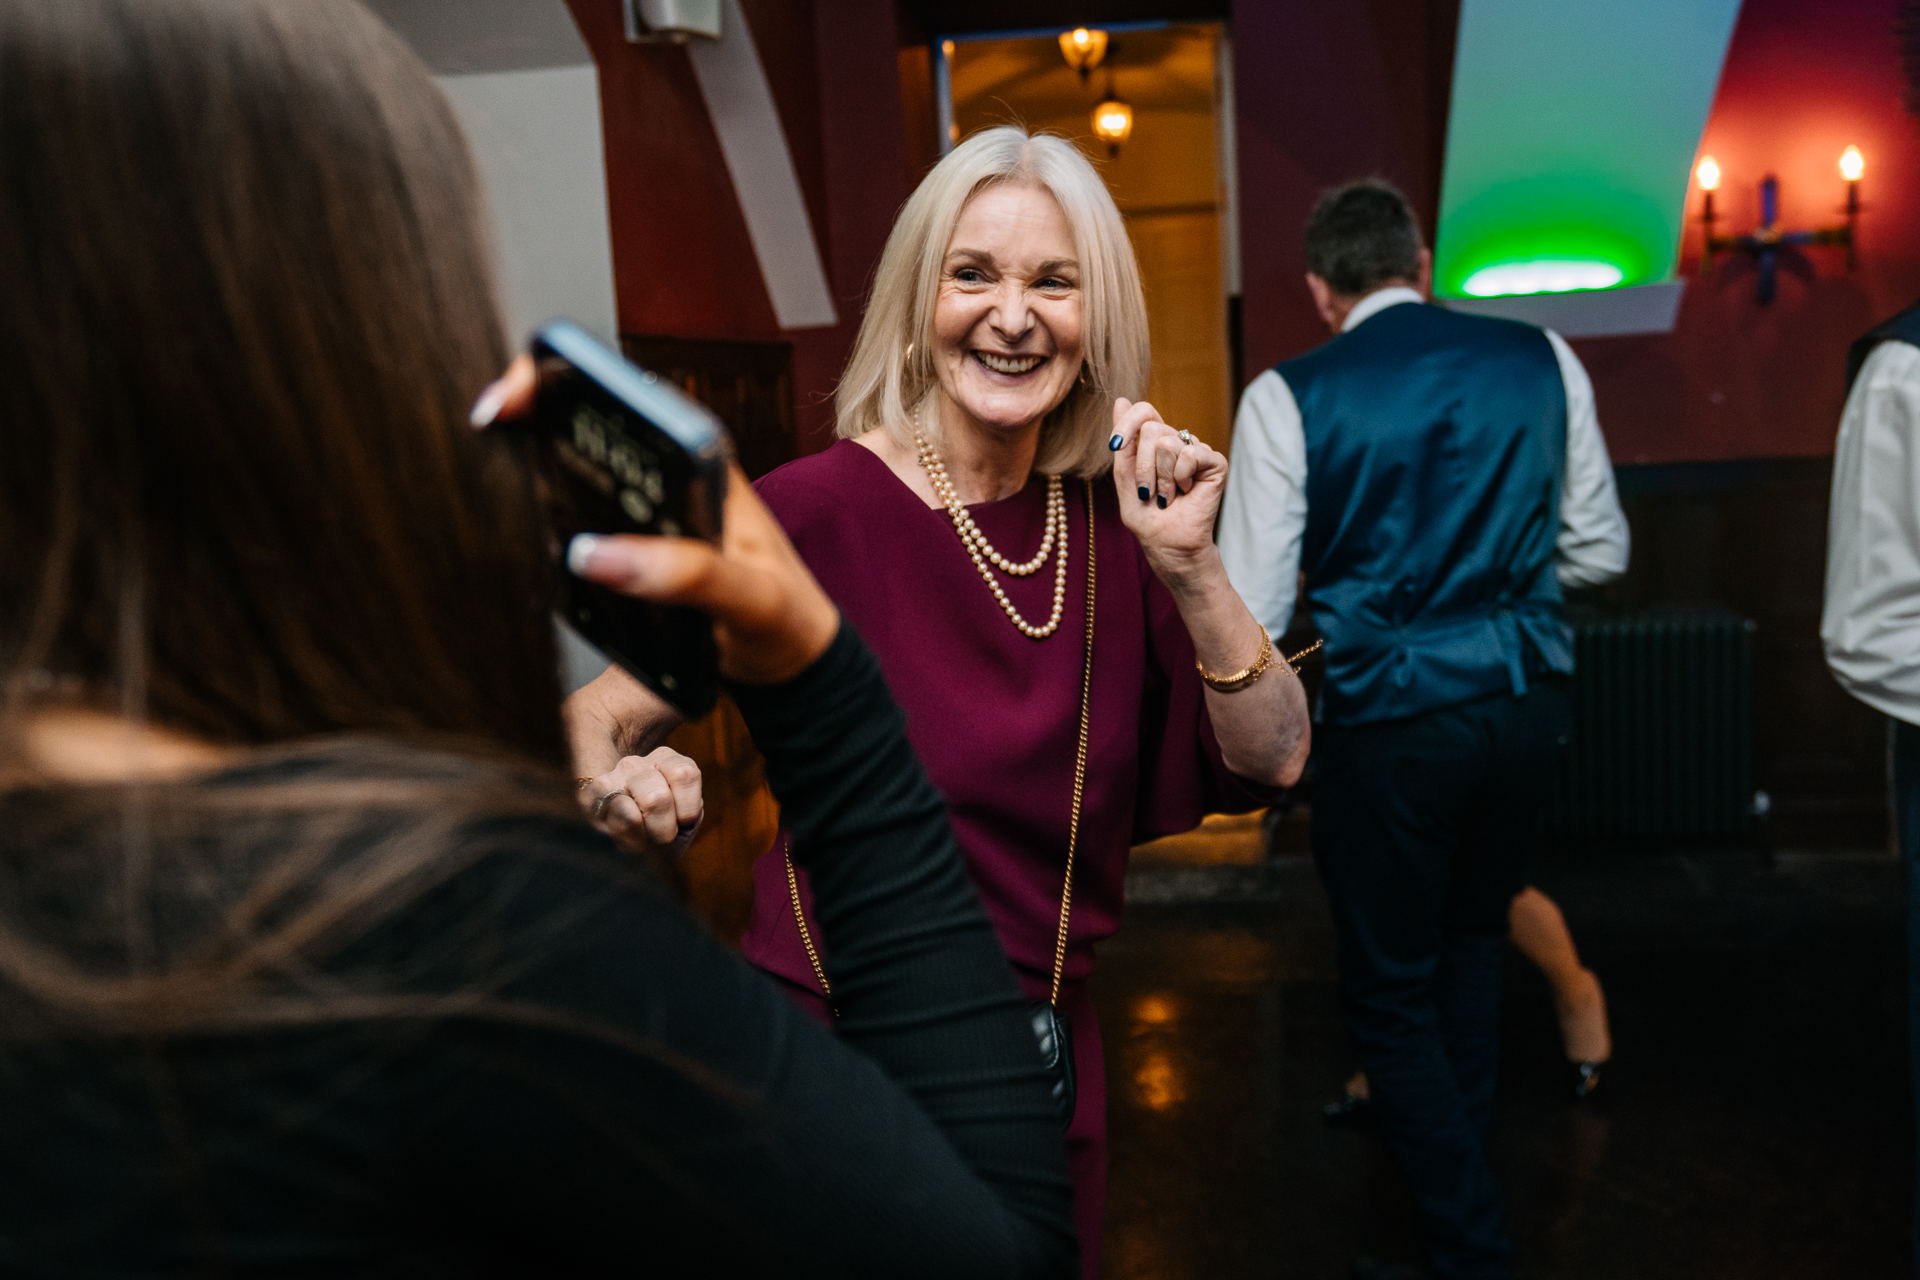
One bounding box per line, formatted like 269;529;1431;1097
578;0;1916;467
564;0;917;454
1233;0;1920;467
1574;0;1920;465
566;0;780;341
790;0;923;453
1234;0;1458;382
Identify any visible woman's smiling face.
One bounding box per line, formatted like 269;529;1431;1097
931;181;1084;439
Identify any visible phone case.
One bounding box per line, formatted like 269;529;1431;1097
526;321;728;719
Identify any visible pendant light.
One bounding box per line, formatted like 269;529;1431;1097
1092;68;1132;158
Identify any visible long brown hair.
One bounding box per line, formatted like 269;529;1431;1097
0;0;566;764
0;0;619;1052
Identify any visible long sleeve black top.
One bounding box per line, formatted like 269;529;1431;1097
0;625;1076;1278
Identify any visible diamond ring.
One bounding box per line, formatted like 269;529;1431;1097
1177;429;1194;445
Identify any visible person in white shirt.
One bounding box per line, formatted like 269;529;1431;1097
1822;300;1920;1275
1825;321;1920;722
1215;179;1628;1280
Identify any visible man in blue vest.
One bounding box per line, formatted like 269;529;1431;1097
1219;179;1628;1280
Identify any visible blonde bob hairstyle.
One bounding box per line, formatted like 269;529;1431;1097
833;125;1150;479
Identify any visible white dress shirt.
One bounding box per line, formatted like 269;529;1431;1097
1822;339;1920;725
1217;287;1631;638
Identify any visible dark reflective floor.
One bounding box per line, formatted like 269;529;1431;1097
1097;850;1911;1278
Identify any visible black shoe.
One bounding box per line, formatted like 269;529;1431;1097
1322;1089;1373;1128
1349;1258;1434;1280
1573;1060;1603;1099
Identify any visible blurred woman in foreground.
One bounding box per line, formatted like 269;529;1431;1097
0;3;1072;1274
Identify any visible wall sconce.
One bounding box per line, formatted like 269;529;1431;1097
1092;70;1132;158
1698;147;1861;303
1058;27;1108;82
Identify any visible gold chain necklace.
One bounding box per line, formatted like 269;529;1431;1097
913;422;1067;639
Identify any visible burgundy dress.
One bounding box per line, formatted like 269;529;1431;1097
744;440;1267;1277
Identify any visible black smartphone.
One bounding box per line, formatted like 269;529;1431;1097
522;320;728;718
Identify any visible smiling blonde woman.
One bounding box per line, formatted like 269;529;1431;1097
833;127;1147;478
742;126;1313;1275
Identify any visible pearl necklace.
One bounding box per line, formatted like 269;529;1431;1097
913;426;1068;639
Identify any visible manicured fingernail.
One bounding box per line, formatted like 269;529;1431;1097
1156;494;1168;509
566;533;607;577
468;381;507;429
1109;434;1123;450
1137;486;1150;501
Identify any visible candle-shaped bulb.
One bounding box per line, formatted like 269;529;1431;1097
1696;156;1721;192
1841;145;1864;182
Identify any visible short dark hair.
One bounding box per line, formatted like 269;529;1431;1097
1303;179;1424;297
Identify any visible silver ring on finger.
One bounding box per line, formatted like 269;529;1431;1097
1177;429;1194;445
592;788;628;820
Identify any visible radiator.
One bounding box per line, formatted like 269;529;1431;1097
1543;611;1756;841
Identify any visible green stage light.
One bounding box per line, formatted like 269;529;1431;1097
1435;0;1741;300
1463;261;1624;297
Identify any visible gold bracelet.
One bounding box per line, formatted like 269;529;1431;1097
576;777;597;788
1196;631;1325;692
1197;626;1276;692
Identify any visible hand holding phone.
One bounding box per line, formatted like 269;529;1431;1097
566;465;839;688
517;321;728;716
490;322;837;703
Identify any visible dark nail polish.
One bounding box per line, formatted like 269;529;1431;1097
1138;486;1151;502
1109;434;1123;450
1156;494;1168;509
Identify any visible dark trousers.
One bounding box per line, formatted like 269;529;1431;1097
1313;681;1571;1280
1895;720;1920;1278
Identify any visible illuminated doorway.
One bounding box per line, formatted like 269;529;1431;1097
939;24;1240;453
